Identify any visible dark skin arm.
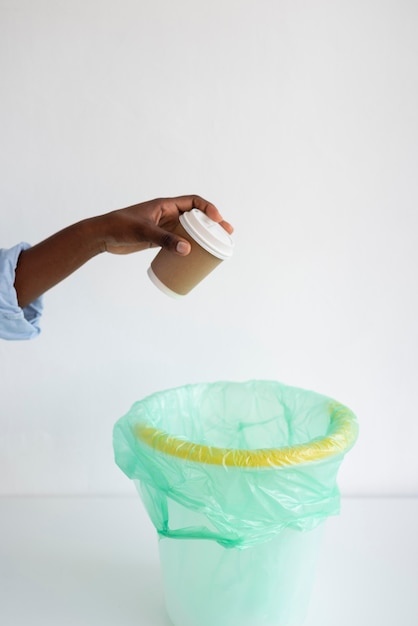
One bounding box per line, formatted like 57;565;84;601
14;195;233;308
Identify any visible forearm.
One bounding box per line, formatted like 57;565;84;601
14;218;103;308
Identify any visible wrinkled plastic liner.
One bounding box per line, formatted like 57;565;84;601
113;380;358;548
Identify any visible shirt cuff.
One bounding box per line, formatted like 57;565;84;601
0;243;44;340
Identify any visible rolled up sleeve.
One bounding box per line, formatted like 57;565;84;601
0;243;43;340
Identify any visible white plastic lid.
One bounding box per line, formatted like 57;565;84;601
179;209;234;260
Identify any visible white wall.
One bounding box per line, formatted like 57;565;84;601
1;0;417;496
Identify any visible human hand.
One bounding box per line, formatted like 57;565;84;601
93;195;233;256
14;194;232;308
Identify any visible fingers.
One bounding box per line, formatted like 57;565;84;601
219;219;234;235
173;195;234;233
147;194;233;254
140;221;191;256
99;194;233;259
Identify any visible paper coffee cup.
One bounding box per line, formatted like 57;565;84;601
147;209;234;297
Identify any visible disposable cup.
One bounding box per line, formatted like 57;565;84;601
147;209;234;297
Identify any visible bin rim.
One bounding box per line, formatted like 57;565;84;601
134;398;358;469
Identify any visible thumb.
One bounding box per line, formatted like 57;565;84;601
145;223;191;256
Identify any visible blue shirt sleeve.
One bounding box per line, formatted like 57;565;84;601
0;243;44;340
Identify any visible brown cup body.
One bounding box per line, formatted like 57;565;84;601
150;222;223;295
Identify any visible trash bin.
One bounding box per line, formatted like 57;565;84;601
113;380;358;626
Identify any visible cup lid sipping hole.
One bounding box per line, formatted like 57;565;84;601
180;209;234;260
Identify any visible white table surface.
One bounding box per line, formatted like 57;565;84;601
0;496;417;626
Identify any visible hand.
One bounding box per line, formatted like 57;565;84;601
14;194;233;308
94;195;234;256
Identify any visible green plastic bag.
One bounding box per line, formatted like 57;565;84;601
113;380;358;626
